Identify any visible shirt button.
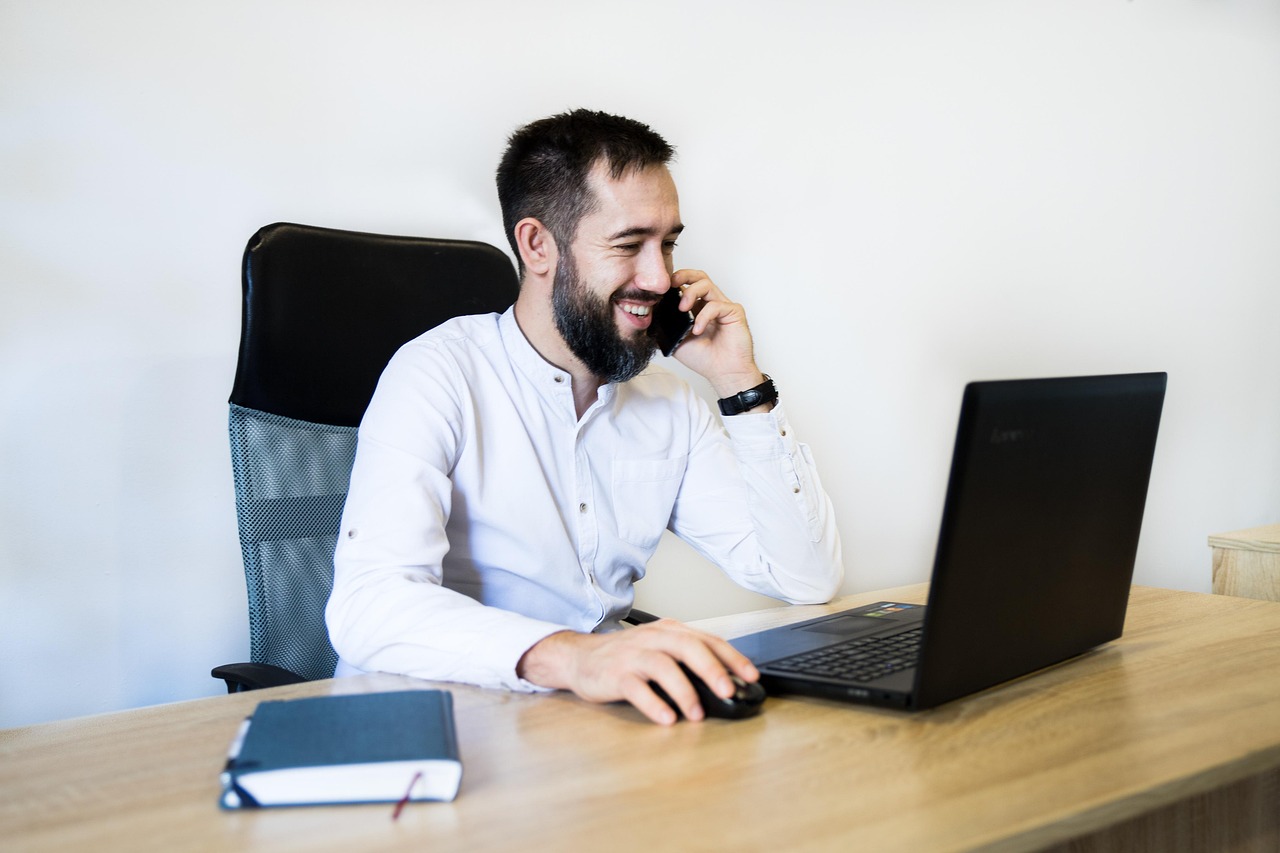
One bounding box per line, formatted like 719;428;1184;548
554;375;564;383
579;502;588;513
780;429;787;436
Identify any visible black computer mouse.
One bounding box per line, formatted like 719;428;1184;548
650;662;766;720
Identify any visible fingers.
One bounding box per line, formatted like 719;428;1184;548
670;632;757;700
669;270;751;342
635;655;702;725
670;267;708;293
629;623;760;724
671;269;727;327
622;673;683;726
671;269;713;305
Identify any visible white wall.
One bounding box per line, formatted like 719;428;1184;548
2;0;1277;728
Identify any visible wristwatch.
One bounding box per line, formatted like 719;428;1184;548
717;375;778;416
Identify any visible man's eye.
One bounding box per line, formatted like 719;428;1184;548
663;241;679;253
614;243;640;253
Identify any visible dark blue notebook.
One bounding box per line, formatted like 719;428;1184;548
220;689;461;808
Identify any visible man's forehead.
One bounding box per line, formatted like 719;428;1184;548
582;160;681;232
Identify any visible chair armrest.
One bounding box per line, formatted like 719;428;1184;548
211;662;308;693
622;608;660;625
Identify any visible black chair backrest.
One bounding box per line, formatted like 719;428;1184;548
228;223;518;680
233;222;520;426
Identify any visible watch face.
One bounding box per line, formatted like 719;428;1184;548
741;390;762;407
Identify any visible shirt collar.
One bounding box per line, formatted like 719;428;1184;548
498;307;618;419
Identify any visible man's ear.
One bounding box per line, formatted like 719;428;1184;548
514;217;557;278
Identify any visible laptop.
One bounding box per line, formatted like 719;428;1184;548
731;372;1167;710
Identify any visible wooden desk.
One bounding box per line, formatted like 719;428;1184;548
3;586;1279;852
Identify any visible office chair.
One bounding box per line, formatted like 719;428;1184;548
212;222;522;692
212;222;658;694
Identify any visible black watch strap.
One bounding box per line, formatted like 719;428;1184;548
717;375;778;416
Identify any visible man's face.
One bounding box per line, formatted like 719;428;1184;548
551;162;683;383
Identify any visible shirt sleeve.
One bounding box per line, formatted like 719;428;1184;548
324;345;568;692
667;397;844;604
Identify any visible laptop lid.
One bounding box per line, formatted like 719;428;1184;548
911;372;1166;708
733;372;1166;710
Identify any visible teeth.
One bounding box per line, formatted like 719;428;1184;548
620;304;651;317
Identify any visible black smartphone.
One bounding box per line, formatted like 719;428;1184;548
650;288;695;356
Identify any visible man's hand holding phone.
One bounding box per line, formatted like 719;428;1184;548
658;269;769;404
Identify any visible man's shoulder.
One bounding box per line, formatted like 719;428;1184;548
387;312;505;368
374;312;508;395
363;312;508;428
406;312;504;351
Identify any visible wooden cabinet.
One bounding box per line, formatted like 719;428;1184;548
1210;523;1280;601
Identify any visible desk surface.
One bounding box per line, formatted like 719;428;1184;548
4;585;1280;852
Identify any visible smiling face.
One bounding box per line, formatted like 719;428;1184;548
551;161;683;383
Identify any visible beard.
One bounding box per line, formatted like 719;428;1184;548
552;253;657;384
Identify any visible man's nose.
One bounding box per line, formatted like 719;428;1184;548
634;248;672;293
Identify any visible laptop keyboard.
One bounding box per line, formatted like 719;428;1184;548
765;627;923;683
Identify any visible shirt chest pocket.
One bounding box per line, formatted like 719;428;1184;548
611;456;687;551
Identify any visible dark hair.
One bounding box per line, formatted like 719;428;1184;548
496;109;675;274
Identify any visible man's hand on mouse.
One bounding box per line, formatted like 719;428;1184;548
515;619;760;725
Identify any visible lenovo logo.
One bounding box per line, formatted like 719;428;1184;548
990;428;1034;444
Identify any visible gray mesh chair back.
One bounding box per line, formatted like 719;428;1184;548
214;222;518;691
227;406;355;682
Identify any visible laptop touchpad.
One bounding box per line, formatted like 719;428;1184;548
797;615;884;636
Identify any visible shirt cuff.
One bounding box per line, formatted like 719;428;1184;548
473;616;572;693
720;401;795;461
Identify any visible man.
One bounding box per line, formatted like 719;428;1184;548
326;109;843;725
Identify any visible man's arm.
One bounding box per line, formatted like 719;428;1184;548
326;432;572;689
666;269;844;603
331;428;761;725
325;336;573;692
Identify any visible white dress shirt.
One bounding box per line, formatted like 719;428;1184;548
326;308;843;690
